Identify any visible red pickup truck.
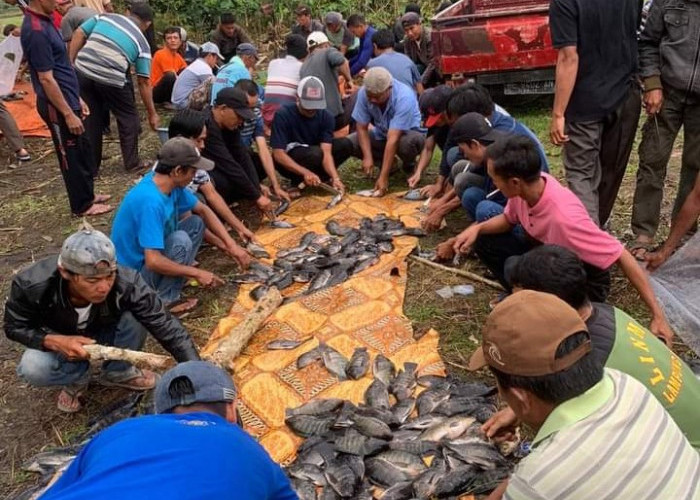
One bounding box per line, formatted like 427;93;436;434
430;0;558;94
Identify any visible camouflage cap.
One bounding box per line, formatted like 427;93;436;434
57;222;117;277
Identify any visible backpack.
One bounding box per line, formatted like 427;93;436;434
187;76;215;111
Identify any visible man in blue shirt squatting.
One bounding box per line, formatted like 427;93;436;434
41;361;298;499
111;138;250;315
4;225;200;413
347;66;426;196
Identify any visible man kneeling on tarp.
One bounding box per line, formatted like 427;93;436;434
3;225;200;413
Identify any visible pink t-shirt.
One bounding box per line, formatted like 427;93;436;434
503;173;624;270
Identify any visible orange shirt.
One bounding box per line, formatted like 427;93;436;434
151;49;186;87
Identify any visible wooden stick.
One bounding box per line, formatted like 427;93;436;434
83;344;171;370
408;255;505;290
205;287;283;373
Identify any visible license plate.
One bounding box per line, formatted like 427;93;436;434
504;80;554;95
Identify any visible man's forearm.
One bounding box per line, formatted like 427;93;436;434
137;77;157;115
357;125;373;163
618;250;665;318
552;47;579;118
39;75;76;117
339;60;352;84
477;214;512;235
320;143;340;180
68;28;87;63
415;137;435;174
194;204;237;251
661;187;700;253
204;228;227;250
145;252;198;279
379;132;401;179
200;183;249;236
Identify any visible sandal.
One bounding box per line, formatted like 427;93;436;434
16;150;31;162
57;385;86;413
77;203;113;216
100;368;158;391
629;239;656;262
93;194;112;203
168;297;198;315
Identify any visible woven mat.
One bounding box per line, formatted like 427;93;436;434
201;193;446;464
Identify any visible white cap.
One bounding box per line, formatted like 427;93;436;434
200;41;224;60
307;31;329;49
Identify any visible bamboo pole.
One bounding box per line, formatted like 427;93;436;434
83;344;171;370
408;255;505;290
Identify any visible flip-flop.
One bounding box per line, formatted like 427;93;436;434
16;152;31;162
77;203;113;216
168;297;198;315
93;194;112;203
57;385;86;413
100;368;158;391
629;242;655;261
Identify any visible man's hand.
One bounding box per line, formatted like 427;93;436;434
643;89;664;115
256;195;273;213
482;407;519;443
64;111;85;135
227;244;252;270
303;171;321;187
331;177;345;193
238;226;256;243
362;158;374;177
650;315;674;347
420;182;442;199
407;171;421;189
453;225;480;254
79;98;90;119
421;211;443;233
374;176;388;197
273;184;291;202
43;334;95;361
646;246;672;272
260;184;272;198
193;269;225;287
550;114;568;145
435;238;456;261
148;112;160;131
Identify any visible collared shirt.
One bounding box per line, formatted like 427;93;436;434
262;55;302;126
366;51;420;91
505;369;700;500
210;58;250;104
74;14;151;88
352;79;423;141
240;106;264;148
349;25;377;76
21;8;81;110
503;173;624;270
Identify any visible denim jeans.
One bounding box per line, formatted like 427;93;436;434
140;215;205;303
16;312;147;388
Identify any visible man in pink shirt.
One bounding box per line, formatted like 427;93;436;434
452;135;674;345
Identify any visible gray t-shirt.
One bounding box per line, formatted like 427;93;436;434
61;6;98;42
171;58;213;109
299;47;345;117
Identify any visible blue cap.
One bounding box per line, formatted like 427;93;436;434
154;361;237;413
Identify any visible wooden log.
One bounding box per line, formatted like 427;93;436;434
83;344;171;370
408;255;505;290
205;287;283;373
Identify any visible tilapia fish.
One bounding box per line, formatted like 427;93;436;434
372;354;396;386
245;241;270;259
403;188;424;201
346;347;370;380
320;343;349;380
267;337;311;350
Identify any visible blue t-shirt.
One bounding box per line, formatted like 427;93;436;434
21;9;81;110
366;51;421;91
111;172;197;271
41;412;297;500
352;79;422;141
210;59;250;104
349;25;376;76
270;103;334;151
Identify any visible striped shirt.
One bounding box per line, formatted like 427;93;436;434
240;106;264;148
75;14;151;88
505;369;700;500
261;55;302;126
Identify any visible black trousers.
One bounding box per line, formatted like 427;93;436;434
475;232;611;302
78;73;141;173
152;72;177;104
281;138;353;186
36;98;95;214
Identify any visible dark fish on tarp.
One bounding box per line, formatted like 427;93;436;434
419;415;476;442
288;462;328;486
356;189;380;197
379;481;414;500
412;462;447;498
346;347;370;380
364;379;391;411
319;485;341;500
335;429;388;456
388;438;439;456
365;456;413;488
391;397;416;425
249;284;270;301
433;465;481;498
288;398;345;416
401;413;445;431
327;192;343;209
351;413;393;440
274;199;290;217
267;270;294;290
326;220;353;236
378;241;394;253
435;396;484;417
416;375;450;389
245;241;270;259
324;458;359;497
285;414;334;438
267;338;311;350
403;188;424;201
307;269;333;294
356;406;398;427
390;362;418;401
320;344;349;380
290;478;317;500
338;453;365;479
270;219;295;229
230;272;266;284
372;354;396;386
297;346;323;369
416;386;451;416
443;440;509;470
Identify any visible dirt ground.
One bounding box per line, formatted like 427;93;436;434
0;99;688;497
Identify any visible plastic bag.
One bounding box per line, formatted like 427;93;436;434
0;35;23;95
650;231;700;356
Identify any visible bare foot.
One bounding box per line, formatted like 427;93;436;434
77;203;113;216
57;387;84;413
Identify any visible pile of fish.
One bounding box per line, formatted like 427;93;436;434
284;354;513;499
233;215;425;301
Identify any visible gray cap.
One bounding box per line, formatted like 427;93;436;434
324;11;342;25
155;361;237;413
401;12;421;27
200;41;224;60
236;42;259;59
157;137;215;171
363;67;393;94
297;76;326;110
58;222;117;277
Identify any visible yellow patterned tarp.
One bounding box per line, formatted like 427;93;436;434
201;193;446;464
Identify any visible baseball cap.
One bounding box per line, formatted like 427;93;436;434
468;290;592;376
297;76;326;110
401;12;421;28
236;42;259;59
58;222;117;277
364;67;393;94
157;137;214;171
155;361;237;413
324;11;343;25
214;87;256;121
307;31;329;49
419;85;453;128
200;41;224;60
451;112;505;144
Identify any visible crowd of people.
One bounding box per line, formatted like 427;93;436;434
1;0;699;497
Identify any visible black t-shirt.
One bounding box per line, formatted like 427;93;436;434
270;103;334;151
549;0;640;122
585;302;616;368
428;124;450;151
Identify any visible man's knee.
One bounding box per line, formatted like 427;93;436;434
475;200;504;223
17;349;88;387
445;146;462;168
398;133;425;161
165;230;194;263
